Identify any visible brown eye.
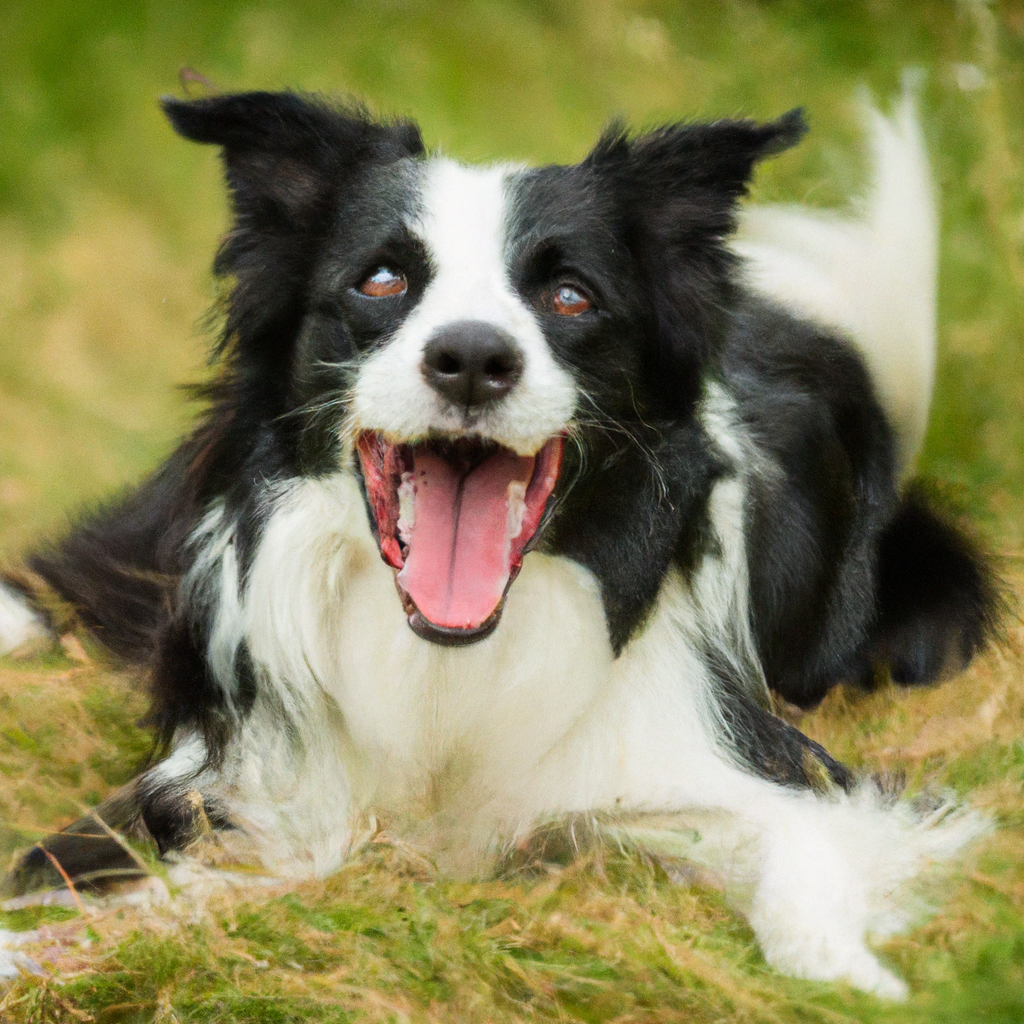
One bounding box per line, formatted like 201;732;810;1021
359;266;407;298
552;284;591;316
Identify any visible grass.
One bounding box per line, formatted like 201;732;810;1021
1;623;1024;1023
0;1;1023;1021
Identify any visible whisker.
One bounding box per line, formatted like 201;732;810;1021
274;391;350;425
571;388;670;503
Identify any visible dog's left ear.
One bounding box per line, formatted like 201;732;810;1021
585;110;806;412
588;108;806;220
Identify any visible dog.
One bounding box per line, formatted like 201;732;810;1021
0;85;999;997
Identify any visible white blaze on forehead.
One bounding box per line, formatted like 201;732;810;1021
349;158;577;456
412;160;512;312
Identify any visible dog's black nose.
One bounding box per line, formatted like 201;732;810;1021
421;321;524;409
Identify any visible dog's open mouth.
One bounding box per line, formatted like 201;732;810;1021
356;432;564;645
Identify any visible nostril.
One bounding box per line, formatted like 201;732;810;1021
482;355;515;379
433;351;461;375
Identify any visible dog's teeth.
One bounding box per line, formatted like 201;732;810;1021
506;480;528;542
397;470;416;545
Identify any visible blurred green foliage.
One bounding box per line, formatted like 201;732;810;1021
0;0;1022;551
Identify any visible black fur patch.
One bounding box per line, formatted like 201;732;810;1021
548;420;723;653
25;444;198;663
1;781;233;896
148;614;226;759
869;484;1003;684
138;786;232;857
721;296;900;707
720;680;854;792
1;788;147;897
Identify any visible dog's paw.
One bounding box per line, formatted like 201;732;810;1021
759;933;908;999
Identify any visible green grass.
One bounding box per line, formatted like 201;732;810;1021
1;1;1023;1021
1;809;1023;1023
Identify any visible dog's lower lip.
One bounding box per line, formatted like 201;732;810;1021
406;609;500;645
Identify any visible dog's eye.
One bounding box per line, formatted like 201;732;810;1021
551;284;591;316
358;267;407;298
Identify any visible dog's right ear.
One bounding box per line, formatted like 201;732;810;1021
161;91;424;229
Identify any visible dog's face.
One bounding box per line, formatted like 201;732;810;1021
164;92;803;647
313;156;651;644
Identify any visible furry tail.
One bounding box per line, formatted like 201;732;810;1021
869;484;1003;685
732;76;938;472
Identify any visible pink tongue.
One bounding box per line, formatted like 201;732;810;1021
398;449;535;629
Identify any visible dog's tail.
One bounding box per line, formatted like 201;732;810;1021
732;77;938;473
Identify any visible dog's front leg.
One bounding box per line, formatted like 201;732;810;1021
743;789;910;999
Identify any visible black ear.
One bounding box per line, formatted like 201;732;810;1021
585;110;806;413
629;108;805;194
161;91;424;229
159;92;424;372
587;108;805;238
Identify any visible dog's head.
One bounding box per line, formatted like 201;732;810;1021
164;91;804;647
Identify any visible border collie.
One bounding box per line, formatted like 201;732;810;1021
0;85;998;997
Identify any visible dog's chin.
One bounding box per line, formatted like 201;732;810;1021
356;430;564;646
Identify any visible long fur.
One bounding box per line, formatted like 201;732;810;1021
0;87;1000;999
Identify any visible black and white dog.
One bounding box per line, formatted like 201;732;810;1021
0;86;998;996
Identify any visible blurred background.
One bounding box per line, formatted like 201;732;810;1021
1;0;1022;555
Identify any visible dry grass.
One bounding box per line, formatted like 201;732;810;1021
0;209;208;553
0;646;149;851
0;577;1021;1023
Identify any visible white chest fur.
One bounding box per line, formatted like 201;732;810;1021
248;473;612;786
183;467;759;870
